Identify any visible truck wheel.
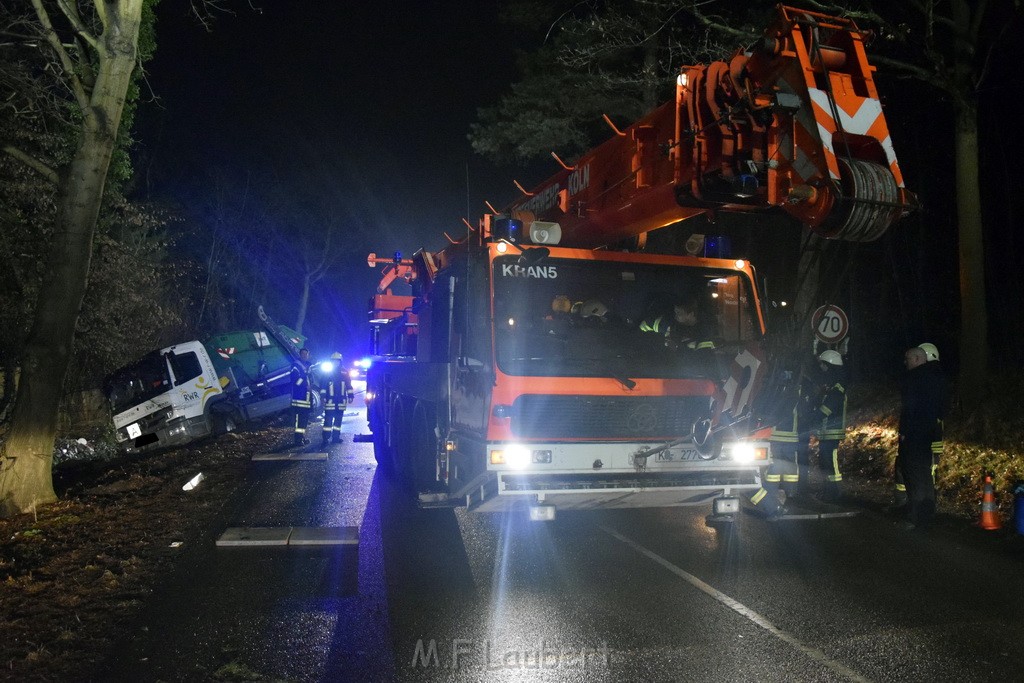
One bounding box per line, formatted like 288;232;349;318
310;390;324;421
412;402;440;492
371;400;393;471
388;397;412;489
207;406;237;436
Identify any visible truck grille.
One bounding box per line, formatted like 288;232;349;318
510;395;711;439
501;470;758;491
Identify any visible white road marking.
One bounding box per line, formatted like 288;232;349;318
600;525;871;683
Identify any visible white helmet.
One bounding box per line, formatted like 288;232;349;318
818;350;843;366
578;299;608;319
917;343;939;362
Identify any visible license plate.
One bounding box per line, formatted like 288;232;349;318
126;422;142;439
657;448;702;462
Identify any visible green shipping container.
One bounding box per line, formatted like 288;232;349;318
203;326;306;390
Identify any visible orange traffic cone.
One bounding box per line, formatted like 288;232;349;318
978;475;1002;531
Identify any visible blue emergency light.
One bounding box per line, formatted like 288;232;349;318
492;217;524;244
704;235;731;258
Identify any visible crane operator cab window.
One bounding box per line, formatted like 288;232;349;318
492;255;760;380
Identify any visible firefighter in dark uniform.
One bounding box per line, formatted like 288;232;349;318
291;347;313;446
751;362;813;516
321;352;353;447
809;350;847;501
639;294;717;354
897;344;948;529
640;292;722;383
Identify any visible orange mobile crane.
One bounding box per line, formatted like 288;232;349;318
360;6;915;521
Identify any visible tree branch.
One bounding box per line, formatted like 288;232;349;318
869;54;950;93
685;2;756;42
55;0;99;49
30;0;90;110
976;9;1013;92
1;145;59;184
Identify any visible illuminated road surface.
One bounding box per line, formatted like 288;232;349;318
106;396;1024;681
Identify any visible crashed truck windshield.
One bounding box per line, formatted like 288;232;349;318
104;351;171;414
492;255;761;379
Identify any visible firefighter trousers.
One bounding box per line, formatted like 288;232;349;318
814;438;844;499
897;437;936;527
293;407;310;445
751;444;800;514
322;406;344;443
894;447;939;507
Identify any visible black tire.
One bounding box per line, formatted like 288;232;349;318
371;399;393;470
412;402;440;492
388;398;412;489
206;403;237;436
310;390;324;420
213;412;237;435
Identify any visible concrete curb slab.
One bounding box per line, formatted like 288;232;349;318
251;452;328;461
216;526;360;547
216;527;291;546
288;526;359;546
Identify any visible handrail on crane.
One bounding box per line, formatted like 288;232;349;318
550;151;575;171
513;180;534;197
602;114;627;137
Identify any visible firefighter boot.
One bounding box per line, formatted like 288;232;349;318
751;487;785;520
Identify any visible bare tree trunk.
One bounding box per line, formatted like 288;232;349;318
0;4;142;516
954;104;988;399
295;273;312;335
197;232;220;329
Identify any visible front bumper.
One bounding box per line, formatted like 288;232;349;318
475;440;766;512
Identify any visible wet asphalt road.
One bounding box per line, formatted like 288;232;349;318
104;395;1024;682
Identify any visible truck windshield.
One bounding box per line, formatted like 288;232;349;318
493;255;760;379
103;351;172;414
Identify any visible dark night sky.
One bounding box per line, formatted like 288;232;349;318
134;2;1024;373
137;1;526;356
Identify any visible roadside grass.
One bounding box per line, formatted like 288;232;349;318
843;381;1024;523
0;422;294;681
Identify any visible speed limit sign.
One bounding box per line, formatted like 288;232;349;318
812;304;849;344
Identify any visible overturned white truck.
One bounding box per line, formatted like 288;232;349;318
103;307;317;454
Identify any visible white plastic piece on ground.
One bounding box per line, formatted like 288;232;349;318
712;497;740;516
182;472;204;491
529;505;556;522
76;437;88;446
169;541;183;548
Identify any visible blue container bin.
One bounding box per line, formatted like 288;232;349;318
1015;485;1024;535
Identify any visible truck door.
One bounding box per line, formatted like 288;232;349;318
167;347;215;419
451;256;492;433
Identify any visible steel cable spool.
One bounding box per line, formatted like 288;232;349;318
818;159;901;242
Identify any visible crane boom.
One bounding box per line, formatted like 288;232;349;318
506;5;915;249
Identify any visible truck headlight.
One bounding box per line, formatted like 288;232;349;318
725;443;768;463
496;444;530;469
490;445;551;469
